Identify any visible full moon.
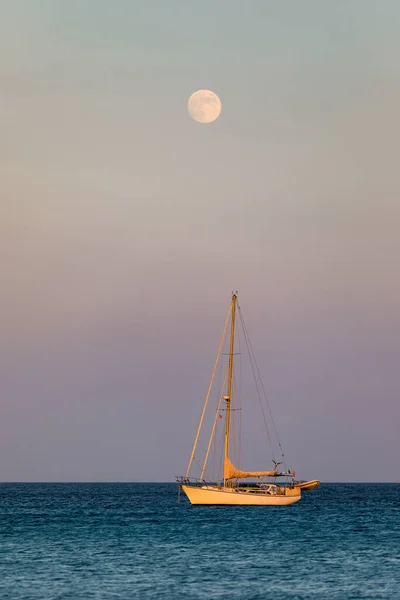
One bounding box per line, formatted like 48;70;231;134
188;89;222;124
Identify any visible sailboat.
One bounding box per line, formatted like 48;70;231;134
177;293;320;506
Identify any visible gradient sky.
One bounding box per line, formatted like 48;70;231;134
1;1;399;482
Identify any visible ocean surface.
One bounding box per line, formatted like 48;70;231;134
0;483;399;599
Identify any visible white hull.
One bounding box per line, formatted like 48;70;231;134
182;485;301;506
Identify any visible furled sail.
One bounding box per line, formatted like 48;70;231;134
224;456;277;480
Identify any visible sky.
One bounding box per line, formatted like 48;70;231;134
1;0;399;482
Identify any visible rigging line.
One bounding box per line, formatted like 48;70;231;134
238;393;242;471
193;456;204;473
242;314;286;466
216;409;224;482
237;323;242;470
209;342;223;480
232;373;237;465
212;400;219;481
232;369;241;467
217;422;225;482
211;415;217;481
238;305;287;468
215;349;223;416
239;305;283;462
237;305;274;453
185;303;232;478
201;366;228;480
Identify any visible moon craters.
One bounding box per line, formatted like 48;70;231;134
188;90;222;124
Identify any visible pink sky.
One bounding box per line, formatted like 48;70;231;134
1;1;400;481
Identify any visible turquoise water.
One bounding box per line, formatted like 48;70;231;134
0;483;399;599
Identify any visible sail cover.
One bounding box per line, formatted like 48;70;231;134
224;456;277;480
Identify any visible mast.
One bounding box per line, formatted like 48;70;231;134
223;293;237;485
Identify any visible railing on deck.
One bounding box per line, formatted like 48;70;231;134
175;476;208;486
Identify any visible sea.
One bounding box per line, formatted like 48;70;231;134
0;483;399;599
